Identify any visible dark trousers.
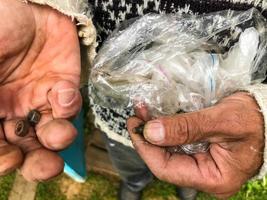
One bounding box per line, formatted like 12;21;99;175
102;133;154;192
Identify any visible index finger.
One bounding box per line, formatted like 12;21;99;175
133;101;151;121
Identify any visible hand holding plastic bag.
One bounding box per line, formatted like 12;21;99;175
90;8;267;153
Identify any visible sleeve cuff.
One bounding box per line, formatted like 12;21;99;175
242;83;267;179
24;0;97;47
25;0;90;23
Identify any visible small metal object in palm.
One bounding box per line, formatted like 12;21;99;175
27;110;41;126
133;124;145;135
15;110;41;137
15;119;30;137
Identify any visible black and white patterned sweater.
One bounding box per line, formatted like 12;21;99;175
88;0;267;147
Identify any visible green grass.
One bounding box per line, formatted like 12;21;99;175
35;172;118;200
2;172;267;199
193;177;267;200
230;178;267;200
35;176;67;200
34;172;267;200
143;181;178;200
35;173;179;200
0;173;15;200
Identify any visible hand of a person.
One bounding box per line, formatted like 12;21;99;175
0;0;82;181
127;92;264;198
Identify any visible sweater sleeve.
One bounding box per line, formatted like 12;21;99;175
242;83;267;179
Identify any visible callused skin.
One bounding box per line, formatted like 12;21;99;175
0;0;82;181
128;92;264;198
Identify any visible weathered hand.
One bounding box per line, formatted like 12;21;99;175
0;0;82;181
128;92;264;198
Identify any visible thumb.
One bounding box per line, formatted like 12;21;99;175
143;107;220;146
48;80;82;119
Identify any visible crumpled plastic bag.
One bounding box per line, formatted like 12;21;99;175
90;8;267;154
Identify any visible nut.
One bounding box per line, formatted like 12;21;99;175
27;110;41;126
15;120;30;137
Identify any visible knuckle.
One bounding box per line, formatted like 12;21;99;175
168;117;191;144
171;114;204;143
196;112;213;133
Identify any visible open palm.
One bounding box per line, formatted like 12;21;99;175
0;0;82;181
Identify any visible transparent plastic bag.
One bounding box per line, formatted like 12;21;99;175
90;8;267;154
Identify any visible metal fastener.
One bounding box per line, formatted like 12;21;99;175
132;124;145;135
27;110;41;126
15;110;41;137
15;119;30;137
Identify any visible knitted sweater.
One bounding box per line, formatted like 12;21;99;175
88;0;267;148
89;0;267;44
26;0;267;179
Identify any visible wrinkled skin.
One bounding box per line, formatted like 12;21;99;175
0;0;82;181
128;92;264;199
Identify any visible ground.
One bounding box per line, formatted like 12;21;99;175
1;171;267;200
